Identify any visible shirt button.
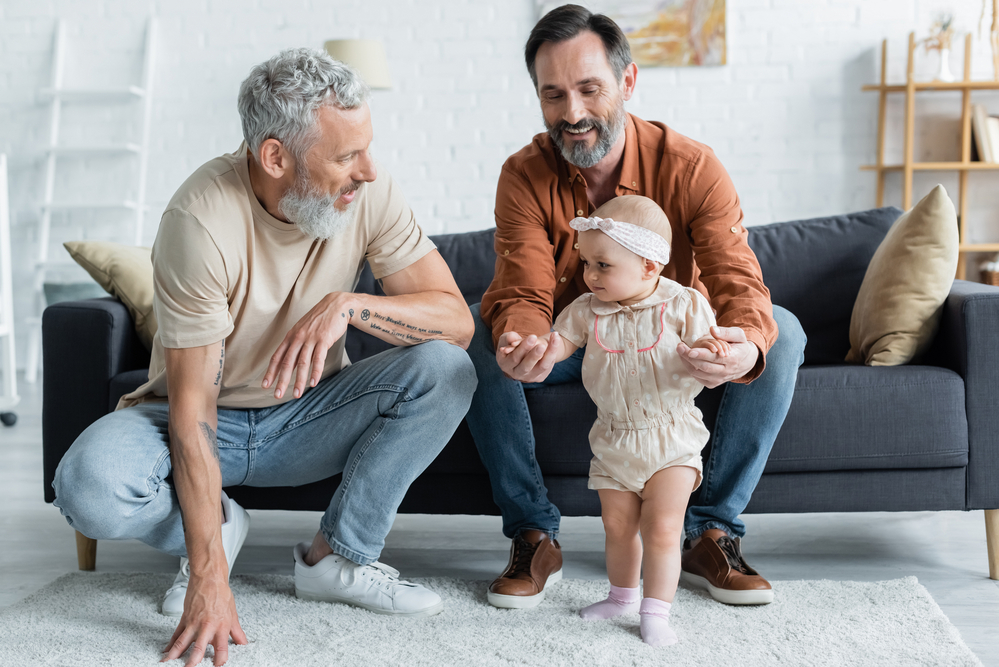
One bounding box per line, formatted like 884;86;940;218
503;249;510;255
730;226;738;233
634;399;640;406
632;181;637;187
627;341;634;348
576;209;584;216
574;243;579;249
559;277;567;283
630;369;637;376
627;312;633;319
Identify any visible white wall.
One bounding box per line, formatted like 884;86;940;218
2;0;998;369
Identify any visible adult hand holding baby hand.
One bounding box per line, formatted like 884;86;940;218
497;331;563;383
677;325;760;389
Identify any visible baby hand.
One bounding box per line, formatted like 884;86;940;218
691;335;731;357
498;336;523;355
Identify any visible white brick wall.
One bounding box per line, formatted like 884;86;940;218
2;0;998;369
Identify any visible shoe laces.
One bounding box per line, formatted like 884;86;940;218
715;536;755;576
508;535;540;577
358;561;415;592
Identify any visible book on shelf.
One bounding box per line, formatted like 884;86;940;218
989;116;999;166
972;104;996;163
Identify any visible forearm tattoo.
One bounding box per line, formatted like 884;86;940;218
199;421;220;463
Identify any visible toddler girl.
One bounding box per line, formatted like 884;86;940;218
541;195;726;646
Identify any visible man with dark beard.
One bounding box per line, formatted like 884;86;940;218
53;48;476;667
465;5;806;611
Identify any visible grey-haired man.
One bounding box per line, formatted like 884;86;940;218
53;48;475;666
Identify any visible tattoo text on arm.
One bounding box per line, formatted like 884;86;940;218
369;321;429;343
214;343;224;386
370;311;443;336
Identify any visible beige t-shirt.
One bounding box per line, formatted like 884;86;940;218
119;144;436;410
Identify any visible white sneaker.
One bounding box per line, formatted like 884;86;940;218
293;542;444;617
161;492;251;617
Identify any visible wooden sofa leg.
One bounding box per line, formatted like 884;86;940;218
987;510;999;581
75;531;97;571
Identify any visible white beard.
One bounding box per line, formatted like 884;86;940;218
279;179;359;241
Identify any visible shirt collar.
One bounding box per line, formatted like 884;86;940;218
589;277;685;315
565;114;641;194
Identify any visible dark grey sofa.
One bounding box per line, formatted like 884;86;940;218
41;206;999;578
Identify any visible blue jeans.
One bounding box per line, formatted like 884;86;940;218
465;303;805;541
53;341;476;566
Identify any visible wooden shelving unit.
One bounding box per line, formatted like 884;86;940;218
863;32;999;279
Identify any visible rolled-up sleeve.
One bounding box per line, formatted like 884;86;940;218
480;163;558;348
683;151;777;383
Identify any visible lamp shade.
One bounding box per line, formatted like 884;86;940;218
324;39;392;90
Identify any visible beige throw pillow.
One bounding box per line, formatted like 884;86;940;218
63;241;157;350
846;184;958;366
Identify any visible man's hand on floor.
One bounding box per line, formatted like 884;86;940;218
161;573;247;667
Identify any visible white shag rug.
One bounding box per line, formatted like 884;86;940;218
0;573;982;666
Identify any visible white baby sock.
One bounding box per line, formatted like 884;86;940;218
579;585;641;620
639;597;678;646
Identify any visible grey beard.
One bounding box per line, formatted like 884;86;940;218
278;180;359;241
546;101;627;169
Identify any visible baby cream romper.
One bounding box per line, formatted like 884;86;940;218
553;277;717;497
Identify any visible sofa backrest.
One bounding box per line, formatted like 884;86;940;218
347;207;902;366
747;206;901;365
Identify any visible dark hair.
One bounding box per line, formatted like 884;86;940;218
524;4;633;88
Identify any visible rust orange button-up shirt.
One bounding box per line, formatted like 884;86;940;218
480;113;778;383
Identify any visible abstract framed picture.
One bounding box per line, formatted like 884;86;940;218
537;1;726;67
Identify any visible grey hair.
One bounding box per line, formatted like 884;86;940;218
237;47;369;161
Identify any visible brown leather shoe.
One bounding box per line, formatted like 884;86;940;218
487;529;563;609
680;528;773;605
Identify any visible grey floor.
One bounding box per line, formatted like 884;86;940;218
2;373;998;665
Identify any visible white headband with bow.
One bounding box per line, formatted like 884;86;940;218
569;216;671;265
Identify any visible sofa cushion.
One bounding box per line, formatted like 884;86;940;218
109;369;151;413
64;241;157;350
765;364;968;474
430;229;499;304
747;207;901;366
846;185;959;366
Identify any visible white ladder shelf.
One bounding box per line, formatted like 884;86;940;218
25;18;157;384
0;155;19;426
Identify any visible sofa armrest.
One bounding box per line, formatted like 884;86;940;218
42;298;150;503
930;279;999;510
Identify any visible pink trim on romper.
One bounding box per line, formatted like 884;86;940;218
593;303;667;353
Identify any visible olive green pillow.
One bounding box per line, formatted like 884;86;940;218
846;185;958;366
63;241;157;350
